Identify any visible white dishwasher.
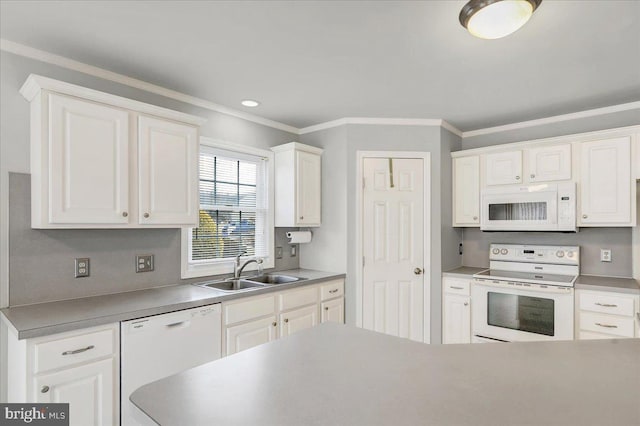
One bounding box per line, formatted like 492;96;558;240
121;304;222;425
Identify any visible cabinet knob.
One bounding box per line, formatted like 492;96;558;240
272;322;277;327
464;302;469;306
122;211;128;217
143;213;150;218
414;268;423;275
473;216;478;221
530;174;535;179
299;216;304;220
284;318;289;323
324;307;329;311
41;386;49;393
582;214;588;219
515;176;521;180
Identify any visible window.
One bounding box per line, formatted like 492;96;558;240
181;138;274;278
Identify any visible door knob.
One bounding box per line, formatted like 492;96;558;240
414;268;423;275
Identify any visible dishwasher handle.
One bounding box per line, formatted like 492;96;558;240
165;320;190;329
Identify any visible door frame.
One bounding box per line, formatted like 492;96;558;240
355;151;432;343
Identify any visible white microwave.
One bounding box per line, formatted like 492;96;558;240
481;183;576;232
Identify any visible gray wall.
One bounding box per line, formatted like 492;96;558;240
1;51;301;306
462;228;633;277
440;128;463;272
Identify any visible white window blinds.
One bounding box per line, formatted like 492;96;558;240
189;146;269;263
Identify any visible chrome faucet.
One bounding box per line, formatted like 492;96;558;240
233;251;263;279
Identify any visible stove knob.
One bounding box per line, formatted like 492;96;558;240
492;248;500;255
500;249;508;255
567;251;574;258
556;251;565;258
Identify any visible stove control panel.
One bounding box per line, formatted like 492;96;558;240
489;244;580;265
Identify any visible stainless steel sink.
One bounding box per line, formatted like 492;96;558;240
196;279;267;292
244;274;305;285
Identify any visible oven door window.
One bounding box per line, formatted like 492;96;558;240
488;201;547;221
487;292;554;336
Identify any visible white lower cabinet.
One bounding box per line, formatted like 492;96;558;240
575;289;639;339
222;278;345;356
6;323;119;426
442;276;472;344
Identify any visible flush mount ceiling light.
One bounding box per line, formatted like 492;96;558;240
459;0;542;39
241;99;260;107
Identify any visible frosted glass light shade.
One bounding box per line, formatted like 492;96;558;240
460;0;541;40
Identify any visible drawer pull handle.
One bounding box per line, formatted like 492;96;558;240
595;303;617;308
450;286;464;290
595;323;617;329
329;289;339;294
62;345;95;356
41;386;49;393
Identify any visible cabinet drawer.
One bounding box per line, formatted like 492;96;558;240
579;292;635;317
224;295;276;325
579;330;622;340
34;327;116;374
320;279;344;300
279;286;318;311
579;312;635;338
443;278;471;296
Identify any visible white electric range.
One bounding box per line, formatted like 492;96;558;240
472;243;579;343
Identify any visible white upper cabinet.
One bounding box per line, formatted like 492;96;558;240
527;144;572;182
579;136;634;226
272;142;323;227
453;156;480;226
484;150;522;185
20;74;205;228
138;115;199;225
48;94;130;225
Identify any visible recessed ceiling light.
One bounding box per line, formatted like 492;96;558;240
241;99;260;107
459;0;542;40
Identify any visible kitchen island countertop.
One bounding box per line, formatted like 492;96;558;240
131;323;640;426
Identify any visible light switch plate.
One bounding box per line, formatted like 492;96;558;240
136;254;154;272
290;245;297;257
75;257;90;278
600;249;612;262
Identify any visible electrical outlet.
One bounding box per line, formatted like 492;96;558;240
600;249;612;262
276;246;283;259
75;258;90;278
290;245;297;257
136;254;154;272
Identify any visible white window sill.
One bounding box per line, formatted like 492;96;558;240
181;257;274;279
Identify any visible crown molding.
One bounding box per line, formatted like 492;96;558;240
298;117;463;136
0;38;299;135
462;101;640;138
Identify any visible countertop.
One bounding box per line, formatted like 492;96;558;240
131;323;640;426
0;269;345;339
444;266;640;294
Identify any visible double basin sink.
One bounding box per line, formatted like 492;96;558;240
194;274;306;293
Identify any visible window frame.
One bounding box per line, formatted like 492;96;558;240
181;137;275;278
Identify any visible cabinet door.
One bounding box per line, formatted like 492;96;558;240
138;115;199;226
35;358;116;426
580;137;632;225
321;298;344;324
280;305;319;338
485;151;522;186
453;156;480;226
225;316;278;356
527;144;571;182
295;150;321;225
49;94;130;224
443;294;471;344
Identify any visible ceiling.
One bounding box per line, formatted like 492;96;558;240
1;1;639;132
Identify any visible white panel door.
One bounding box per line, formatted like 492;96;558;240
580;137;632;225
225;316;277;356
453;156;480;225
138;115;198;226
296;150;322;225
527;144;572;182
485;151;523;185
321;298;344;324
362;158;425;342
35;358;116;426
443;294;471;344
279;305;319;338
49;93;129;224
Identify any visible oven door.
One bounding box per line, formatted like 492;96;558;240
472;281;574;342
481;188;558;231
